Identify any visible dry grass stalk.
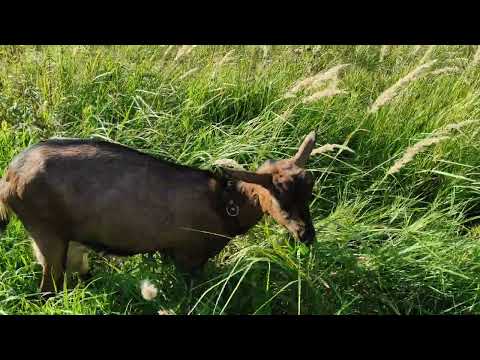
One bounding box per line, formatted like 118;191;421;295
471;46;480;66
419;45;435;64
292;47;303;55
140;280;158;301
311;143;355;156
302;81;347;104
261;45;269;60
412;45;422;55
217;49;235;67
387;120;479;175
174;45;197;62
387;136;450;175
162;45;174;60
285;63;350;98
279;107;295;121
430;66;460;76
178;67;199;81
436;119;480;135
379;45;390;62
368;60;437;114
212;50;235;77
310;64;349;89
214;159;245;170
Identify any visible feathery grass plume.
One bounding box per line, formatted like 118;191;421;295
368;60;437;114
312;45;322;56
174;45;197;62
217;49;235;67
261;45;269;60
178;67;199;81
471;46;480;66
436;119;480;135
386;136;450;176
379;45;390;62
386;120;479;176
284;64;350;98
212;50;235;77
214;159;245;170
310;64;350;89
140;280;158;301
162;45;174;60
279;107;295;121
419;45;436;64
292;47;303;55
430;66;461;76
311;143;355;156
302;82;347;104
412;45;422;55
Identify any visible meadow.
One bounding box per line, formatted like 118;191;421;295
0;45;480;315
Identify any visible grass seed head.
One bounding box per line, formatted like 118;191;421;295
471;46;480;66
140;280;158;301
311;144;355;156
174;45;197;62
369;60;437;113
178;67;199;81
285;63;350;98
430;66;461;76
379;45;390;62
387;136;450;175
419;45;436;64
302;81;347;104
412;45;422;55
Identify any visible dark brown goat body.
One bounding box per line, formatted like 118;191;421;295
0;133;317;295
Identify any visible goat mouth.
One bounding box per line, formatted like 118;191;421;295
287;230;314;245
299;227;316;245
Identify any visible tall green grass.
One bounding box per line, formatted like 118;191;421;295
1;45;480;314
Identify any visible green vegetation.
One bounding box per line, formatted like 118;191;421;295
1;45;480;315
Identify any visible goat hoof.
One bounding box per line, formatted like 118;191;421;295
79;271;94;282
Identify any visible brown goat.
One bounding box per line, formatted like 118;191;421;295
0;132;317;295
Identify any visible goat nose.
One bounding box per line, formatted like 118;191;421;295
300;225;316;244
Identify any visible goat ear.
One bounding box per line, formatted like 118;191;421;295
292;131;316;167
222;168;272;187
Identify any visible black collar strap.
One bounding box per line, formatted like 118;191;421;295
216;168;242;218
223;175;240;217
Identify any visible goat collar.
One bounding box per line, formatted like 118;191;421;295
220;171;242;218
214;168;264;237
225;180;240;216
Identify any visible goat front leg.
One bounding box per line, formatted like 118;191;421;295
173;248;208;276
66;241;92;281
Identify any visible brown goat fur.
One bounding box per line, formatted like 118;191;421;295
0;132;317;295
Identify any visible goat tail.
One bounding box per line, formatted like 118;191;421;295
0;178;11;236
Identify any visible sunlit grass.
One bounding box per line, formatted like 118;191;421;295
1;45;480;314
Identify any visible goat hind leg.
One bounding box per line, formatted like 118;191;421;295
31;233;68;296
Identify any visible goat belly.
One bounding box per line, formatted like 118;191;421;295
55;166;222;254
